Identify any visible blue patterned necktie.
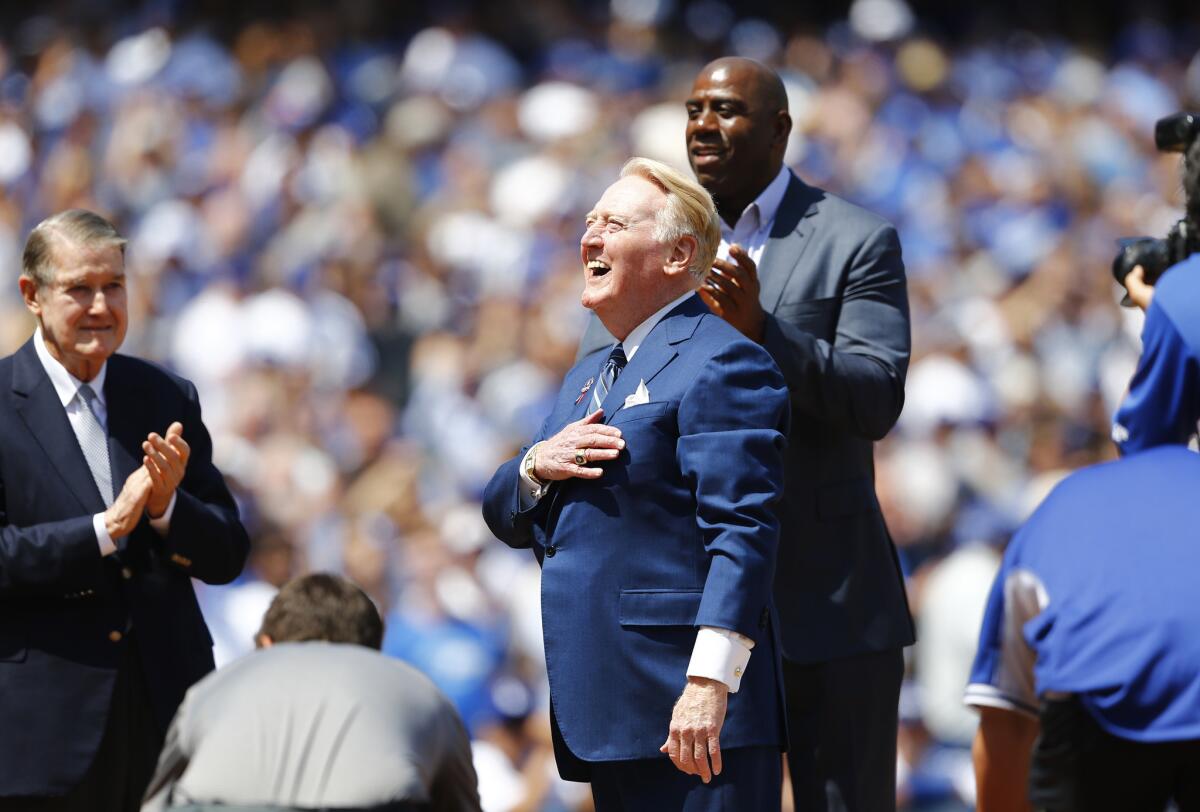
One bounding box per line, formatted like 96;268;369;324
76;384;114;506
588;344;627;416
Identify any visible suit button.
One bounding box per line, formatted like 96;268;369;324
108;630;123;643
759;608;769;629
545;545;557;557
121;567;133;580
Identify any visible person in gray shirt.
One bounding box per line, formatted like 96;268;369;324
141;573;481;812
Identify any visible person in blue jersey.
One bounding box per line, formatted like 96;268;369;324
965;446;1200;811
482;157;789;811
1113;124;1200;454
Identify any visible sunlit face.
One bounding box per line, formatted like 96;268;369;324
580;175;675;340
685;64;784;207
21;239;128;381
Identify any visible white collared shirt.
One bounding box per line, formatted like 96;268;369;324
32;328;174;555
717;165;791;266
517;291;755;691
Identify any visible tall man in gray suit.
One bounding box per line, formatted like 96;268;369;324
141;573;481;812
579;58;914;811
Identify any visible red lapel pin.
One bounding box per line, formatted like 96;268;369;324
575;377;594;405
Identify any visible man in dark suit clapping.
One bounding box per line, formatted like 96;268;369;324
0;209;249;811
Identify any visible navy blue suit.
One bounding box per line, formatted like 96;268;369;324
579;174;914;810
0;339;248;797
484;296;788;793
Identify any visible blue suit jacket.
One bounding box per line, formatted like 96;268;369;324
0;339;249;796
580;174;915;663
484;296;789;767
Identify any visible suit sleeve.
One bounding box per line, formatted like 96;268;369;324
0;492;105;596
481;415;555;550
158;380;249;585
677;341;789;642
761;222;910;441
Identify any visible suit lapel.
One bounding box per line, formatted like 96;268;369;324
757;174;825;313
103;357;145;498
104;357;154;556
10;340;105;514
543;297;703;534
602;295;704;421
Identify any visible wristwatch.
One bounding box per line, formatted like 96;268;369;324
524;442;546;487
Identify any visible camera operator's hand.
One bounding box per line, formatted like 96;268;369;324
1125;265;1156;311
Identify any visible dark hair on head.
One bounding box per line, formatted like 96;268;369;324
1185;138;1200;229
258;573;384;650
21;209;127;288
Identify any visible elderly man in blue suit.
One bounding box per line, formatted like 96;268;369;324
0;210;248;811
580;58;914;812
483;157;789;810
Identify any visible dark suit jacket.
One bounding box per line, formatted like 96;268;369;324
485;296;789;774
0;338;249;796
579;174;915;664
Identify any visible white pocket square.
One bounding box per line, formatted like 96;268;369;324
623;380;650;409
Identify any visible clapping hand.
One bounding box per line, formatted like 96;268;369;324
143;422;189;518
698;244;766;343
103;467;153;539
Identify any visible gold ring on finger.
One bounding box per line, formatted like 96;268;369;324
574;449;587;465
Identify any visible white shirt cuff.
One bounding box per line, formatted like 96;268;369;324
687;626;755;693
93;513;116;557
518;448;547;509
149;492;177;536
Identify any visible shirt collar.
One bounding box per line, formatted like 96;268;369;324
720;165;792;236
621;290;695;362
33;326;108;409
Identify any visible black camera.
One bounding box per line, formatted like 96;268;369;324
1112;112;1200;300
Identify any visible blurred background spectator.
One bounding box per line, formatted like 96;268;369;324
0;1;1193;808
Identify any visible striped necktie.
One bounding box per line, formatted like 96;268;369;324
588;344;627;416
76;384;114;506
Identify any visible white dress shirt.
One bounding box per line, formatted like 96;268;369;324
33;328;175;555
519;292;755;691
717;164;791;266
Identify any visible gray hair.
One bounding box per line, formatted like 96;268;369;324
21;209;127;287
619;157;721;282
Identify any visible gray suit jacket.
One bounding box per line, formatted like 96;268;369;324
141;642;480;812
579;172;915;663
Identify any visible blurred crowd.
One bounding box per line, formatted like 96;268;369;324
0;1;1194;808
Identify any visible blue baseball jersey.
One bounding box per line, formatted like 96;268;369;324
1113;255;1200;454
966;446;1200;742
